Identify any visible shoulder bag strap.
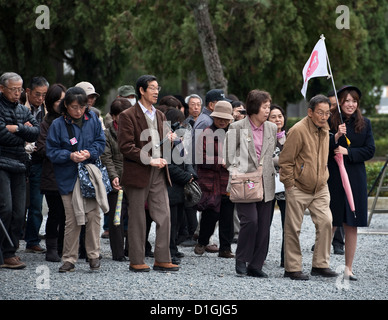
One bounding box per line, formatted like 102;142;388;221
65;122;78;152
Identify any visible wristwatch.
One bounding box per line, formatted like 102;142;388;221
15;125;19;132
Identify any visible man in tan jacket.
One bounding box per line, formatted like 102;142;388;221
279;94;337;280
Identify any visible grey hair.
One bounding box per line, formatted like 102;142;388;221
309;94;331;111
28;76;49;90
185;94;203;106
0;72;23;87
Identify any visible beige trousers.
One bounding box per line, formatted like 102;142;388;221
284;185;332;272
123;167;171;265
61;194;101;264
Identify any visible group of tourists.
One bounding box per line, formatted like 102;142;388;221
0;71;374;281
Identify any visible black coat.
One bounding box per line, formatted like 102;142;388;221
36;112;60;192
167;140;197;206
328;115;375;227
0;93;39;173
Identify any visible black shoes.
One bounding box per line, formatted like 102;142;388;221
235;260;267;278
333;246;345;255
235;260;247;276
344;273;358;281
284;271;310;280
311;267;338;277
247;267;268;278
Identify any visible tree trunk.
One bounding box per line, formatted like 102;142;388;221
188;0;228;93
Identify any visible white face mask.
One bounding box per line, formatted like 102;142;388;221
127;98;136;106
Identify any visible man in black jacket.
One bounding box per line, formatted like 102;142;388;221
24;76;49;253
0;72;39;269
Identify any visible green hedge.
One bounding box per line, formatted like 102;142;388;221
286;117;388;158
366;161;388;196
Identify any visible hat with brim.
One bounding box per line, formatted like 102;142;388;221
76;81;100;97
118;85;137;97
210;101;234;120
337;85;362;99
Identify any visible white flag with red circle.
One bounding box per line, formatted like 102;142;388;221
301;38;329;98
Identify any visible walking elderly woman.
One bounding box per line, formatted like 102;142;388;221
195;101;235;259
46;87;106;273
224;90;277;277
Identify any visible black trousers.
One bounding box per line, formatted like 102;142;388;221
107;191;128;260
170;203;184;257
236;200;272;269
44;191;66;254
198;195;234;251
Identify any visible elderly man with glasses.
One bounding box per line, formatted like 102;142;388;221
279;94;338;281
24;76;50;254
0;72;39;269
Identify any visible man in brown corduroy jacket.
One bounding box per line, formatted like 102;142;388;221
118;75;178;273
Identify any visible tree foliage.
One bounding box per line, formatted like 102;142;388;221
1;0;387;114
0;0;132;102
125;0;388;112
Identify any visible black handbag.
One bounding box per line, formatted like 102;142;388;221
183;180;202;207
65;122;112;198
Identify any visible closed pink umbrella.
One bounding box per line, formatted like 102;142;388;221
334;153;356;218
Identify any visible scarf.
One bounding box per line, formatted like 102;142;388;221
277;130;285;140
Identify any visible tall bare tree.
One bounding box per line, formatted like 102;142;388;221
188;0;228;93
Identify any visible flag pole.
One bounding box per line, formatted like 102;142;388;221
322;34;342;122
322;34;351;146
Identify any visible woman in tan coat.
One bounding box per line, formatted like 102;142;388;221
225;90;277;277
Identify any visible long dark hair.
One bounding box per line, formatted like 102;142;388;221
330;89;365;133
45;83;66;114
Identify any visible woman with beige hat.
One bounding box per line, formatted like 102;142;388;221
194;101;236;259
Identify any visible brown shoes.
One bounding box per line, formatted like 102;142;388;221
129;263;151;272
194;244;206;255
153;262;180;272
59;261;75;273
1;256;26;269
129;262;179;272
284;271;310;280
205;244;219;253
25;244;46;253
89;258;100;271
218;250;235;258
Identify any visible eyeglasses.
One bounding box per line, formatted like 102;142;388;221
5;87;24;93
68;105;87;111
315;111;331;118
33;92;46;98
148;86;161;92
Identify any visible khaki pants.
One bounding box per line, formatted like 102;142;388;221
284;185;332;272
61;194;101;264
124;167;171;265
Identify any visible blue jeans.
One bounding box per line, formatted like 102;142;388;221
24;163;44;247
0;169;26;260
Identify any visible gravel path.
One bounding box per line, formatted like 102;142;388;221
1;210;387;301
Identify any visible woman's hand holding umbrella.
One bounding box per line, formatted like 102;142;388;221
333;123;356;218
